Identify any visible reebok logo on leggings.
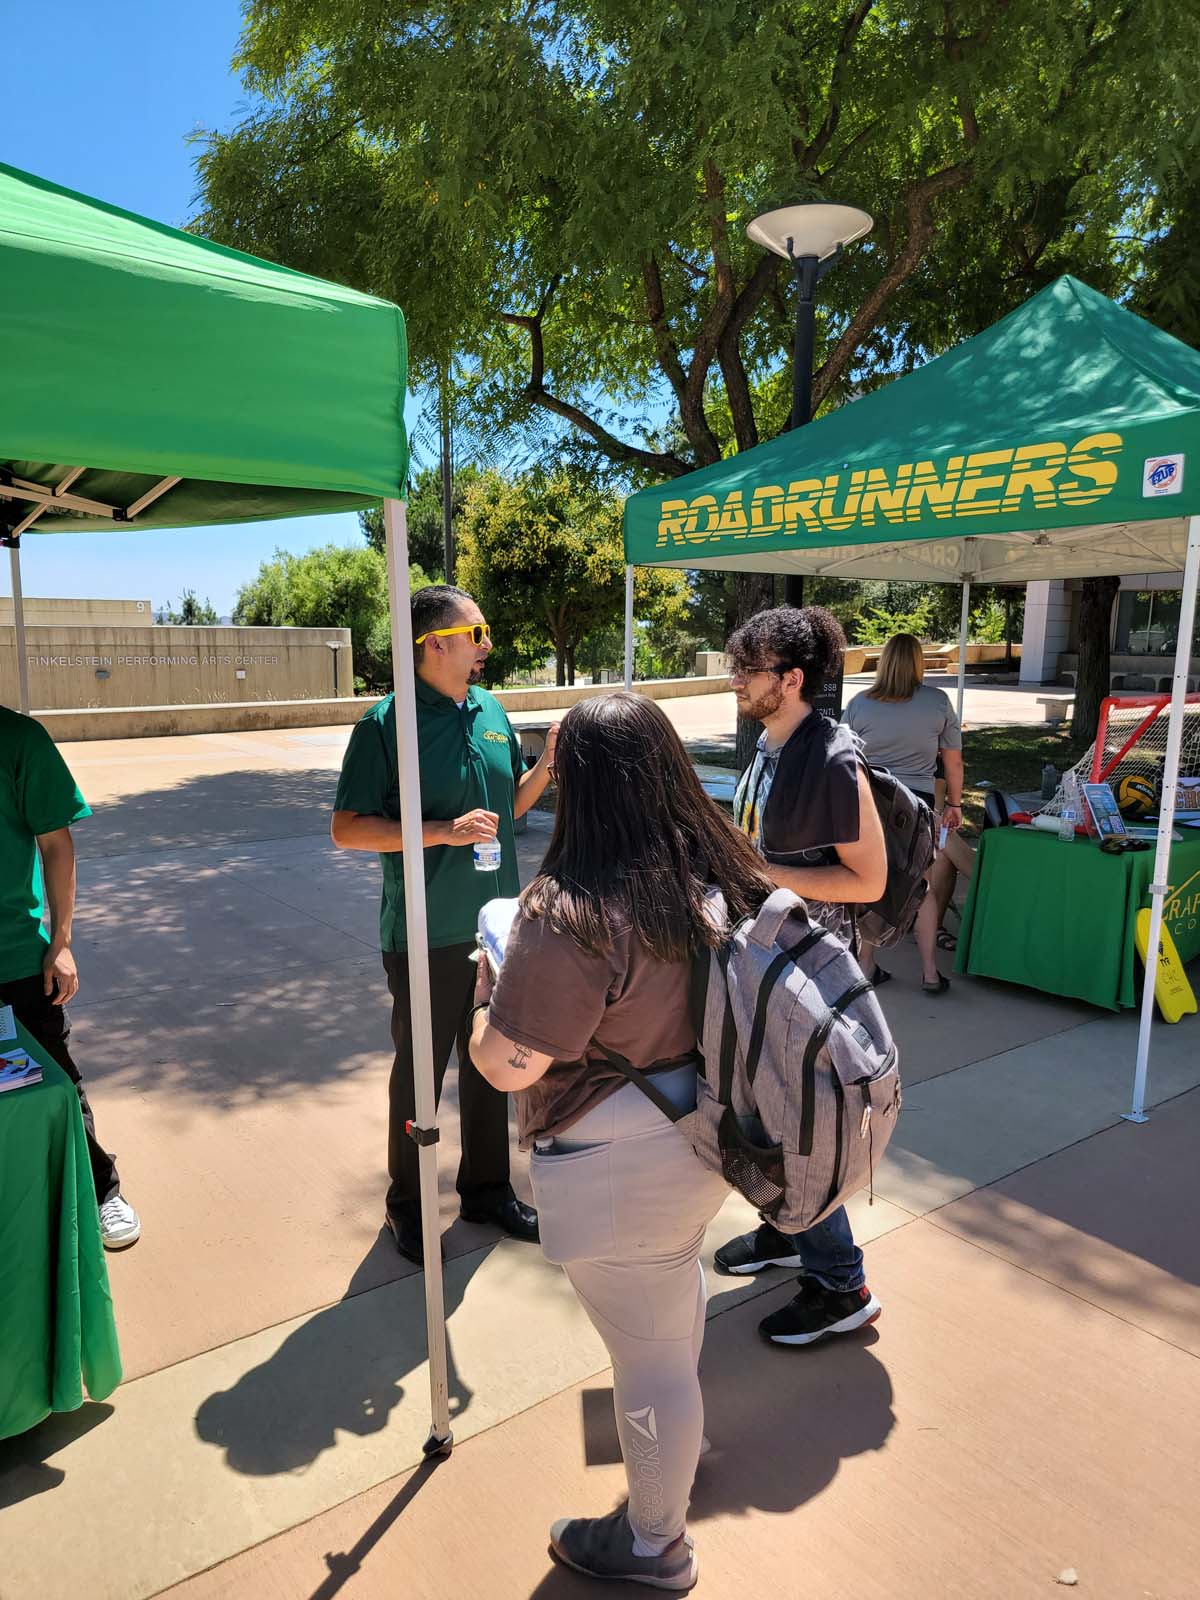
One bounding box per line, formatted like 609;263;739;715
624;1407;665;1532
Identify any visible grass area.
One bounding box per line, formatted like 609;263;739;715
681;725;1094;835
534;723;1096;833
960;725;1091;831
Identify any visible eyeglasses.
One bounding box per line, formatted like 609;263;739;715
414;622;492;646
729;662;784;684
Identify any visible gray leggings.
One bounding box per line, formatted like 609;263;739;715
530;1068;729;1542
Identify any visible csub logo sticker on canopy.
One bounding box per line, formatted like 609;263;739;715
1143;455;1184;497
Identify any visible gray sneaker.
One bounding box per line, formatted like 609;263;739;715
99;1194;141;1249
550;1508;697;1591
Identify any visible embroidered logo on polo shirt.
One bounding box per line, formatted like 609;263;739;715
482;730;510;744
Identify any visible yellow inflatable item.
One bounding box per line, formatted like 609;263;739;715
1135;910;1198;1023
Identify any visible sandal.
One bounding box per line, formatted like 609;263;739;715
935;926;957;952
869;966;892;987
922;974;950;995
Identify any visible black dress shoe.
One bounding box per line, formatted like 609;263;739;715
384;1212;445;1267
459;1193;540;1243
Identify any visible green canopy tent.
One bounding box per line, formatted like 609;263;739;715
622;276;1200;1122
1;161;453;1455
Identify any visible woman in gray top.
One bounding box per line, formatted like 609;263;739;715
843;632;969;993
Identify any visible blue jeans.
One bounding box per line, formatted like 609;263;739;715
787;1206;864;1293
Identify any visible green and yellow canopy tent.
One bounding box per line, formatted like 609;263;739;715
0;160;453;1454
623;276;1200;1121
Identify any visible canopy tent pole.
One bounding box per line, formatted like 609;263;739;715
955;578;971;725
1125;512;1200;1124
382;497;453;1456
623;564;634;690
7;539;31;715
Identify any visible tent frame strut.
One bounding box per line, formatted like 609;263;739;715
1125;512;1200;1123
382;498;453;1457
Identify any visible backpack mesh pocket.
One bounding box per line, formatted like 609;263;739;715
717;1106;785;1220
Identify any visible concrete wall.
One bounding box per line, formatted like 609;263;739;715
0;624;353;711
1019;580;1073;684
0;596;154;627
31;674;734;742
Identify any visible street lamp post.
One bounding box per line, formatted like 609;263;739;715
326;638;346;697
746;203;873;605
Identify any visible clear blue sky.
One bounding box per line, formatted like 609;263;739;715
1;0;370;617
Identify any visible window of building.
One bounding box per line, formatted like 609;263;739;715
1114;590;1200;657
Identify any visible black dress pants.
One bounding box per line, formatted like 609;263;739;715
382;942;512;1221
0;972;121;1204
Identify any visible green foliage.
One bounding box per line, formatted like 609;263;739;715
195;1;1184;689
359;463;484;579
233;543;429;691
194;0;1197;485
156;589;218;625
852;596;937;647
969;599;1007;644
455;470;688;686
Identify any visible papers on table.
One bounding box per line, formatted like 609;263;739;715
0;1049;42;1093
0;1004;15;1042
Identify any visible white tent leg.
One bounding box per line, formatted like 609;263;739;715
956;579;970;725
623;564;634;690
1125;512;1200;1124
9;542;31;716
382;497;453;1454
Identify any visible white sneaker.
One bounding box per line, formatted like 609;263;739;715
99;1194;141;1249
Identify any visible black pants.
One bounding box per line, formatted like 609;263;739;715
0;972;121;1204
383;943;512;1221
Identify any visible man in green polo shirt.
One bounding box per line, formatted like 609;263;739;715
332;584;556;1265
0;705;140;1248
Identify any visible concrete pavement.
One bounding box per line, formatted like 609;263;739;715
2;719;1196;1600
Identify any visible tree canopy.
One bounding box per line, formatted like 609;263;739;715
156;589;219;626
234;543;430;690
197;0;1196;476
455;470;688;685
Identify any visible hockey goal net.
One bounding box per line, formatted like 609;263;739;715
1042;693;1200;824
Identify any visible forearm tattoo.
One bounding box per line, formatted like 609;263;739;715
507;1042;532;1072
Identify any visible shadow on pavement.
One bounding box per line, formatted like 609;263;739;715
194;1238;483;1477
0;1401;115;1509
527;1312;893;1597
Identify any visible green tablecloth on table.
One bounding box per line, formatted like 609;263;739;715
0;1022;122;1439
956;827;1200;1010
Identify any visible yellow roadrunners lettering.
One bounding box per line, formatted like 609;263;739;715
482;730;510;744
655;432;1123;548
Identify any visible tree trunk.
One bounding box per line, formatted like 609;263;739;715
566;646;576;687
734;573;777;772
555;647;566;688
1071;575;1120;743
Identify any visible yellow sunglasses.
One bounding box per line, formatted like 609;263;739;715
414;622;492;646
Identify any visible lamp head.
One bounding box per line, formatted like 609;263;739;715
747;203;873;263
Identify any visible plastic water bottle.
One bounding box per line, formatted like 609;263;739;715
473;837;502;873
1059;774;1078;842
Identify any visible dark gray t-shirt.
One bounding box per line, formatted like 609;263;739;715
842;684;961;794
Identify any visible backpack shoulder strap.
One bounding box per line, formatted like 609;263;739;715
589;1042;688;1124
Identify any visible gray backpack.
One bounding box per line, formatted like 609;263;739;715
598;888;901;1232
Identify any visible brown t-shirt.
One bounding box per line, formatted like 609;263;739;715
488;910;697;1147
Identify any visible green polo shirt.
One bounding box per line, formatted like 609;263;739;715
0;707;91;985
334;681;526;952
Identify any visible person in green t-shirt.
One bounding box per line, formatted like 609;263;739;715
0;705;141;1248
332;585;557;1266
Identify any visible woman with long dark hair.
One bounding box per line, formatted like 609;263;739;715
469;692;772;1592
